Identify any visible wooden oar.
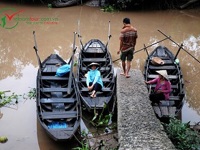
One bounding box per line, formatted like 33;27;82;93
33;31;42;70
158;30;200;64
112;36;170;63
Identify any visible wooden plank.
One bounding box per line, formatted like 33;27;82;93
160;106;169;116
82;58;107;62
41;88;68;92
41;76;68;80
42;66;58;73
81;66;110;72
148;74;178;79
148;65;176;70
153;106;162;118
41;98;75;103
41;111;77;119
81;78;111;82
81;87;111;92
160;101;175;106
168;107;176;117
148;84;178;89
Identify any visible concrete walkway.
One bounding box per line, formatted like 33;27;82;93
117;69;176;150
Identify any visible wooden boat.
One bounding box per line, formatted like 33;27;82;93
144;45;185;119
51;0;80;8
35;53;81;141
76;39;116;111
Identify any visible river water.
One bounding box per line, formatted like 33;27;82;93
0;2;200;150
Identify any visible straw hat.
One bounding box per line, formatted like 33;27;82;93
88;62;100;68
151;57;164;65
156;70;169;80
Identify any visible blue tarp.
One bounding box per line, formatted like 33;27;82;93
56;64;71;77
48;122;68;129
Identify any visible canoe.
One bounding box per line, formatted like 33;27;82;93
144;45;185;119
36;54;81;141
52;0;80;8
76;39;116;111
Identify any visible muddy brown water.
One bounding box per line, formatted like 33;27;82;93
0;2;200;150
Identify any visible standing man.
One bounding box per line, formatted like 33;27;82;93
117;18;138;78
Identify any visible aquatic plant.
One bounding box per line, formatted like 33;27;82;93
0;136;8;143
0;91;18;107
90;103;113;127
73;142;89;150
27;88;36;99
164;118;200;150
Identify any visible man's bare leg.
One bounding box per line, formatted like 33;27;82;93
126;61;131;78
120;61;126;76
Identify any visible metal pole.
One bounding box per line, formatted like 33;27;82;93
158;30;200;64
67;32;76;95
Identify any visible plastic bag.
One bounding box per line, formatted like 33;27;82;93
56;64;71;77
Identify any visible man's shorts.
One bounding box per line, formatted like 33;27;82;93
120;49;134;62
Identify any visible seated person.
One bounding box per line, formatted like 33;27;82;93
145;70;171;104
86;62;103;98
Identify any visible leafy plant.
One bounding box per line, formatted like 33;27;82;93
27;88;36;99
73;142;89;150
101;5;117;12
164;118;200;150
90;103;113;127
0;91;19;107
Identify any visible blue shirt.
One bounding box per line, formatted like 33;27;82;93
86;68;103;88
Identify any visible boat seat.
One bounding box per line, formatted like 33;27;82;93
45;62;62;65
158;100;175;106
81;66;110;72
41;76;68;80
82;58;107;62
148;65;177;70
41;88;68;92
42;65;58;73
81;87;111;92
41;111;77;119
83;47;105;53
150;59;174;65
153;106;176;118
80;78;111;82
40;98;75;103
147;74;178;80
148;84;178;89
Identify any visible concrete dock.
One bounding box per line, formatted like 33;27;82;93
117;69;176;150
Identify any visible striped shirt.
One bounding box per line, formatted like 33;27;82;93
120;25;138;52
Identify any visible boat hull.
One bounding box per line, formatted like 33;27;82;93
144;46;185;119
36;54;81;141
76;39;116;111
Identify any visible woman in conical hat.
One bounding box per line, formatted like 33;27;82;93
86;62;103;98
145;70;171;104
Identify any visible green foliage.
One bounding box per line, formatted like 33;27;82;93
27;88;36;100
164;118;200;150
90;103;112;127
0;91;19;107
101;5;117;12
0;136;8;143
73;142;89;150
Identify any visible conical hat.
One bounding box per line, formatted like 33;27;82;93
156;70;169;80
88;62;100;68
